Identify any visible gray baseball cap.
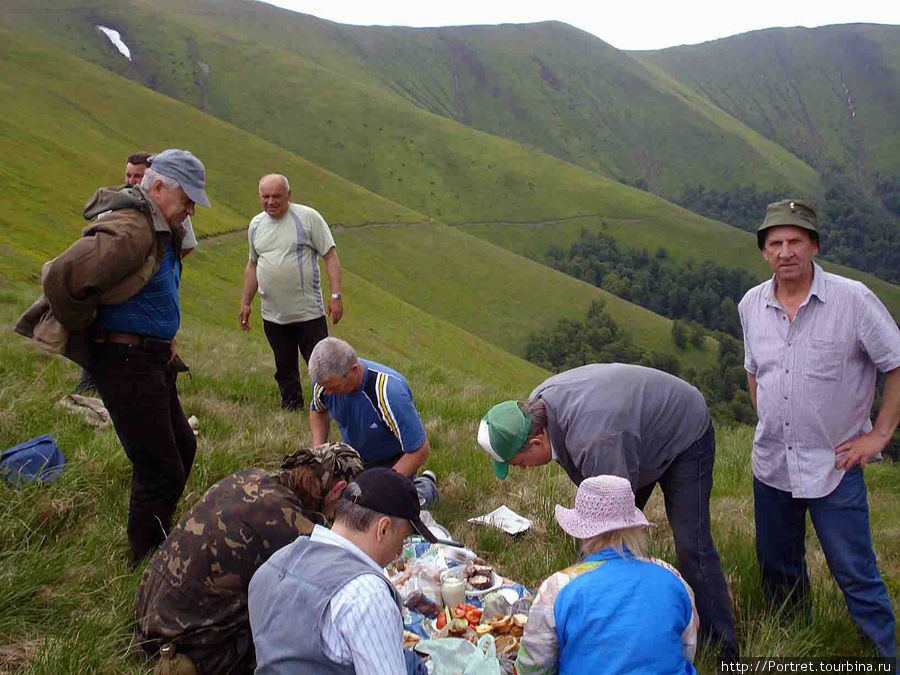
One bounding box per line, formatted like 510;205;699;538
149;149;211;207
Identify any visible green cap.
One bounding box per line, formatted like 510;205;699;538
477;400;531;480
756;199;818;249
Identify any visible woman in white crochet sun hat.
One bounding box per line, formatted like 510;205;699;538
516;475;699;675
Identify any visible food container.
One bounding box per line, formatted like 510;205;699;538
441;575;466;608
440;567;503;597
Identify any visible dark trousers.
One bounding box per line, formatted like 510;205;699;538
635;422;738;659
754;468;896;657
74;368;96;393
92;343;196;565
262;317;328;410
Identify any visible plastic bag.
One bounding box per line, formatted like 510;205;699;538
414;635;501;675
1;435;66;485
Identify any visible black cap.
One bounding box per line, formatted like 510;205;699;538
343;467;438;543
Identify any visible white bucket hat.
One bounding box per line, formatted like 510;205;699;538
554;475;651;539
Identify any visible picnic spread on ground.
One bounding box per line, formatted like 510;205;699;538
388;512;533;672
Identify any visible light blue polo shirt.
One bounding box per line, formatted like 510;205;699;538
311;359;426;464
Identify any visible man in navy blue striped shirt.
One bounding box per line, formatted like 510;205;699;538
308;337;438;507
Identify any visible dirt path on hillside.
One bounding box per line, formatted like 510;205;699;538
201;214;648;242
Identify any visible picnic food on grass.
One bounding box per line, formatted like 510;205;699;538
405;591;440;619
432;604;528;643
440;561;502;595
465;563;496;591
494;634;520;657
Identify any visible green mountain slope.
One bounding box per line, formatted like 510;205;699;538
462;216;900;318
0;29;422;277
0;0;820;199
0;28;708;365
638;24;900;182
318;20;820;197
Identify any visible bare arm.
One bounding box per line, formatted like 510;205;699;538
747;371;758;411
836;367;900;470
309;409;332;447
239;260;258;331
323;247;343;325
392;439;430;477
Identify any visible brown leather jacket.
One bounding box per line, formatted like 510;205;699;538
15;185;179;368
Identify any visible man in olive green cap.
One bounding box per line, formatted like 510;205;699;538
135;442;364;674
740;199;900;658
477;364;737;659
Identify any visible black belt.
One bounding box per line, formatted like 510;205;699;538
95;331;172;353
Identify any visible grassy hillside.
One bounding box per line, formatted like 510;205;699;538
0;28;422;278
279;19;819;196
3;283;898;670
335;223;714;365
0;0;818;205
462;215;900;319
639;24;900;182
0;27;711;367
0;25;897;674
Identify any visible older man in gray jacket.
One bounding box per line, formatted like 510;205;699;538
478;363;737;660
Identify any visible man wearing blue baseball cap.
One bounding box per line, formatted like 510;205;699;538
28;147;211;567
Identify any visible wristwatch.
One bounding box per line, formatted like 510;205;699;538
331;292;342;299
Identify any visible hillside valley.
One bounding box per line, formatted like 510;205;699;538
0;5;899;671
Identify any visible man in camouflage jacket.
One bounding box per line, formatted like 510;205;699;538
134;442;363;674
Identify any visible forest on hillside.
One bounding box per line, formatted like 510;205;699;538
673;171;900;284
545;231;761;338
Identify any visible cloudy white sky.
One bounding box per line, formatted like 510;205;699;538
263;0;899;50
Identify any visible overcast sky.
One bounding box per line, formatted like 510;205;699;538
263;0;898;50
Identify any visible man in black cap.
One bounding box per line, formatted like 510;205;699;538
739;199;900;658
249;467;434;674
30;148;211;566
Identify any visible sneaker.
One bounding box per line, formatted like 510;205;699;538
422;470;437;485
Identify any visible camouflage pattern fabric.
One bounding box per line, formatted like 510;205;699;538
282;441;363;483
134;468;322;674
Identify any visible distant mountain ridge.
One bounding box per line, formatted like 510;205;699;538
5;1;897;198
1;0;898;304
0;0;822;199
639;23;900;185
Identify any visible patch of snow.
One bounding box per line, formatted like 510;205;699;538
96;25;131;61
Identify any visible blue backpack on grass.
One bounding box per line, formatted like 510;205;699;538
0;435;66;485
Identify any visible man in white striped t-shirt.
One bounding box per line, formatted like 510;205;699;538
239;174;343;410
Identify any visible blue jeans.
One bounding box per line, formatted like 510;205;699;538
754;468;896;658
414;476;438;509
635;422;738;659
362;453;439;509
